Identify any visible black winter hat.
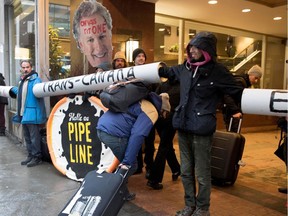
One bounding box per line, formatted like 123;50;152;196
188;32;217;57
132;48;147;62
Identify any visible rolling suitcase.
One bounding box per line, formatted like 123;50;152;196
59;168;129;216
211;118;245;185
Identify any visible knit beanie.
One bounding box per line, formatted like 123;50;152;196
248;65;263;78
132;48;147;62
160;93;171;112
187;32;217;59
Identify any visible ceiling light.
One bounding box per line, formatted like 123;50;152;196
273;17;282;20
159;28;165;32
242;9;251;13
208;0;218;4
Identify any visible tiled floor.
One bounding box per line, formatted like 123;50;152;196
127;129;287;216
0;129;287;216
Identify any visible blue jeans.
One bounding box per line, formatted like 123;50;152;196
97;130;137;178
178;130;212;210
22;124;41;158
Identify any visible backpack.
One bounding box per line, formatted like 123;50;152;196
100;77;150;113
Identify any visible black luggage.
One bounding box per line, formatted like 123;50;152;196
211;118;245;185
59;168;129;216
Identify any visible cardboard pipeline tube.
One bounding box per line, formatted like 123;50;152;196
1;62;287;117
0;86;15;98
241;88;288;117
32;62;164;98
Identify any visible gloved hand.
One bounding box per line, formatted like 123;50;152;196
9;86;18;98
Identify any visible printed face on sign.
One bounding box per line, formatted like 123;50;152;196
78;14;113;68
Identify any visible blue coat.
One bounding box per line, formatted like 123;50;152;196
97;92;161;165
11;72;47;124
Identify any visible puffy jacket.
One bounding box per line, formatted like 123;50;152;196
11;71;47;124
159;61;243;135
97;92;161;165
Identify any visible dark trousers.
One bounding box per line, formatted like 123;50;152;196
144;128;156;170
22;124;42;158
0;104;5;132
148;115;180;183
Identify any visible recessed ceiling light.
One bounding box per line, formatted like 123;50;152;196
273;17;282;20
208;1;218;5
242;9;251;13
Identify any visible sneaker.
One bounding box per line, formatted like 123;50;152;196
175;206;196;216
172;171;181;181
124;192;136;201
192;208;210;216
147;180;163;190
21;156;33;165
27;157;42;167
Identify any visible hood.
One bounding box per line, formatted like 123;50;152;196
186;32;217;62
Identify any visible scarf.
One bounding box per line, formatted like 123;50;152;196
17;71;37;117
186;50;212;71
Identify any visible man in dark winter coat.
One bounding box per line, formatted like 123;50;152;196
221;64;263;132
0;73;8;136
159;32;243;216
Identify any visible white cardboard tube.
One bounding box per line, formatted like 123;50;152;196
241;88;288;116
33;62;163;98
0;86;14;98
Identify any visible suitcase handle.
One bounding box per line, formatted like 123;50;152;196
115;165;130;179
228;117;242;133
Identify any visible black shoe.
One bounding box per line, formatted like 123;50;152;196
21;156;33;165
147;180;163;190
27;157;42;167
124;192;136;201
172;171;181;181
0;132;5;136
278;188;287;194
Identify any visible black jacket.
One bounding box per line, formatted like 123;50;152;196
159;60;243;135
0;73;8;105
222;73;251;116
